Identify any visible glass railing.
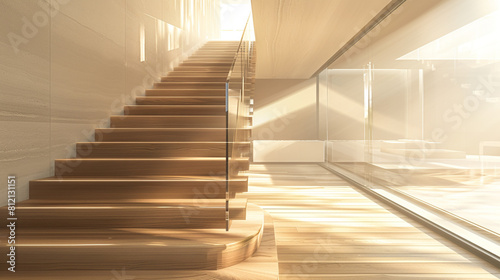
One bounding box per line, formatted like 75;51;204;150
318;0;500;263
225;14;255;231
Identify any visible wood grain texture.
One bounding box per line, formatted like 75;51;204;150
166;71;231;76
124;104;226;115
76;141;228;157
153;82;227;89
136;96;226;105
145;88;226;96
238;163;500;279
95;128;251;142
110;115;227;128
161;76;229;82
29;176;248;200
174;65;233;72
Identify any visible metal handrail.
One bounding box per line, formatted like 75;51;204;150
225;14;252;85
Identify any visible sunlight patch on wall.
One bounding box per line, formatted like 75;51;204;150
398;10;500;61
220;0;252;40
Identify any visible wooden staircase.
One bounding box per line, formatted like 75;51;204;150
0;41;263;271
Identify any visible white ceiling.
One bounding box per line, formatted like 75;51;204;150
251;0;392;79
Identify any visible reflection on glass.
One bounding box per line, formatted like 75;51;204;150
321;0;500;242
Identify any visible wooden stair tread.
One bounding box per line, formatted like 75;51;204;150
112;114;226;117
171;69;230;72
2;199;248;227
75;141;251;144
33;175;248;182
75;141;250;158
54;157;250;177
16;198;247;207
126;104;226;107
11;229;236;247
154;82;227;85
161;76;227;82
59;157;248;161
94;127;251;142
166;72;229;76
135;96;226;105
124;105;225;115
137;96;226;99
145;89;226;96
96;127;251;131
110;115;228;128
29;175;249;200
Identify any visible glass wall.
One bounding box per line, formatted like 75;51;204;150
320;0;500;246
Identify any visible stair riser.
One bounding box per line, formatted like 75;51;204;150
145;89;226;96
54;159;249;177
161;76;227;82
174;66;230;72
166;71;228;77
183;61;233;65
188;56;235;60
136;97;225;105
154;82;226;89
76;142;250;158
199;46;238;49
110;116;227;128
181;62;232;67
96;129;225;141
29;180;248;200
94;129;251;142
203;42;239;44
124;105;225;115
195;50;235;53
196;48;235;51
189;56;234;59
197;44;238;47
10;208;227;228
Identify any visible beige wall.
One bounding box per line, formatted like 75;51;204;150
0;0;220;206
253;78;317;141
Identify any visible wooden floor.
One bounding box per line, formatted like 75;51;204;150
4;163;500;279
239;163;500;280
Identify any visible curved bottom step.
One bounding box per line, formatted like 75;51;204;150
1;204;265;271
0;207;279;280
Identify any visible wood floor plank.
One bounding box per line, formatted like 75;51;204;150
279;262;493;274
277;253;472;262
279;274;500;280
